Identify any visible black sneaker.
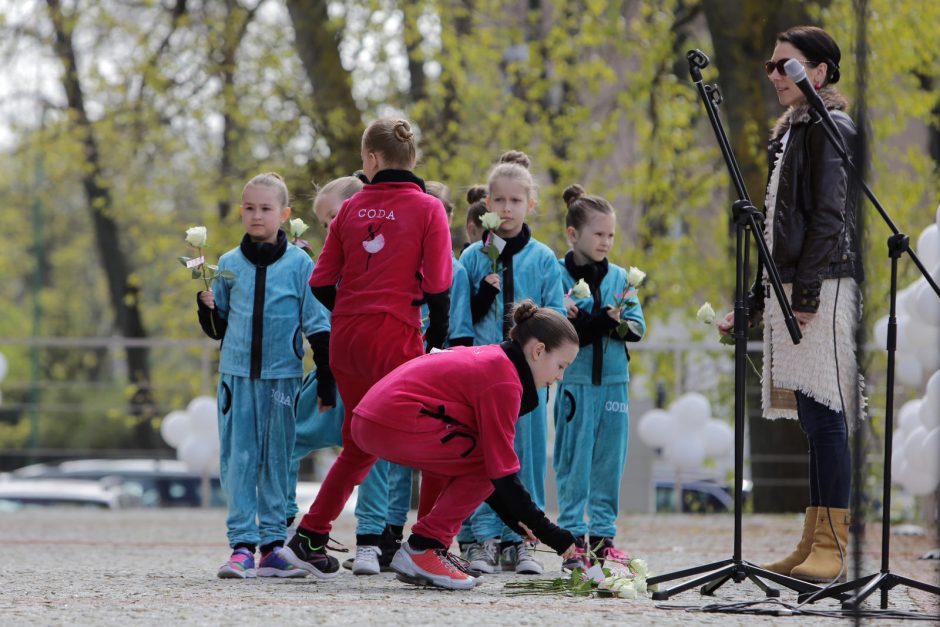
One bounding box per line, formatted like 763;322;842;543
378;525;402;569
281;530;340;579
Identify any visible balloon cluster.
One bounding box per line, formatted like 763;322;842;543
871;214;940;387
159;396;220;474
637;393;733;472
891;371;940;496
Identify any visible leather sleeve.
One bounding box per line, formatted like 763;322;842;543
793;112;857;313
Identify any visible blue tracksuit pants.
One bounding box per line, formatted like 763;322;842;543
553;381;629;538
218;374;299;548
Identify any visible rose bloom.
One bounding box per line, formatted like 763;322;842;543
185;226;207;248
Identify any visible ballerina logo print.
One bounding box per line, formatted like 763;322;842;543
361;223;386;270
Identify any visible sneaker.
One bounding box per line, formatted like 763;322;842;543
466;538;500;574
512;542;544;575
390;542;476;590
590;537;629;566
499;543;515;571
257;547;308;578
217;547;256;579
352;545;382;575
281;530;340;579
562;537;589;572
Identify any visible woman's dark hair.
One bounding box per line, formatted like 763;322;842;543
465;185;487;226
562;183;615;230
777;25;841;86
509;300;578;351
426;181;454;217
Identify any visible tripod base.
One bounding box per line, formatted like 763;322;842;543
648;558;823;601
798;570;940;610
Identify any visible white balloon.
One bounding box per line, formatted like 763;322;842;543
900;425;929;469
898;399;923;434
901;467;940;496
160;410;191;449
872;315;889;348
663;437;706;472
917;224;940;271
892;458;912;486
912;280;940;329
637;409;676;449
669;393;711;432
895;353;924;387
700;419;734;458
177;434;219;473
0;352;7;384
186;396;218;438
916;346;940;374
894;315;919;353
921;371;940;429
890;433;907;476
909;428;940;477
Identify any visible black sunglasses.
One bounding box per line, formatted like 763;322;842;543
764;58;817;76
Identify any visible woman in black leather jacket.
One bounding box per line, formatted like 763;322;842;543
718;26;863;584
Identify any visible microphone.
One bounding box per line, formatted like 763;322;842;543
783;58;847;153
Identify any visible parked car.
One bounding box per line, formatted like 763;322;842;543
0;479;124;510
655;479;752;513
12;459;225;508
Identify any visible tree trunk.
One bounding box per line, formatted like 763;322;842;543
46;0;156;447
701;2;829;513
285;0;362;176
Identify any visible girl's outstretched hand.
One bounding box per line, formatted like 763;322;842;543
560;543;578;559
199;289;215;309
517;521;538;544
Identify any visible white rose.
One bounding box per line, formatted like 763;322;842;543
627;266;646;287
288;218;309;239
570;278;591;299
185;226;207;248
696;302;716;325
617;581;638;599
481;211;502;230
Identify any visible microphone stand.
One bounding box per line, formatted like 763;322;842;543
647;49;819;601
792;103;940;611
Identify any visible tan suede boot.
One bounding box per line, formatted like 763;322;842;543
790;507;850;582
760;506;818;575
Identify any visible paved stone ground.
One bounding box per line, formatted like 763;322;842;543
1;508;938;626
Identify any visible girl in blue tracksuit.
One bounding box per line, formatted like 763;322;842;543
458;151;564;575
553;184;645;571
196;172;330;579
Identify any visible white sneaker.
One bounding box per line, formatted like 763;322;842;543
513;542;543;575
352;545;381;575
467;538;500;574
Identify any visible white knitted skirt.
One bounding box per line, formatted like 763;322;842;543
761;277;864;425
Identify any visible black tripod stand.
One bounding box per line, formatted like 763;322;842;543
787;84;940;611
648;50;820;601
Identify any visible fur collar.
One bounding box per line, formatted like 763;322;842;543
770;87;849;140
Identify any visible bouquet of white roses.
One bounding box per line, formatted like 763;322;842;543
611;266;646;339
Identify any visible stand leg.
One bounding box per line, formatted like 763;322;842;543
651;564;736;601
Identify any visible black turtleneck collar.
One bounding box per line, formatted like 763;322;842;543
500;340;539;416
369;169;427;192
483;223;532;261
564;251;608;289
240;230;288;266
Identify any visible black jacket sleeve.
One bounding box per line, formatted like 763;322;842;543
307;331;335;407
470;279;500;323
311;284;336;312
569;307;619;346
485;473;575;554
447;336;474;347
196;293;227;340
424;289;451;351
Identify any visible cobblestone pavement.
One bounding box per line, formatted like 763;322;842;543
1;509;937;626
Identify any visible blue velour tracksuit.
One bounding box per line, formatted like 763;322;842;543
458;224;564;542
355;253;477;539
198;232;327;550
553;253;645;539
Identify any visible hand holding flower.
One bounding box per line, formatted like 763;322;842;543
484;273;500;291
199;289;215;310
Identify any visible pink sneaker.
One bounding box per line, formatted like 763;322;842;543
390;542;476;590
